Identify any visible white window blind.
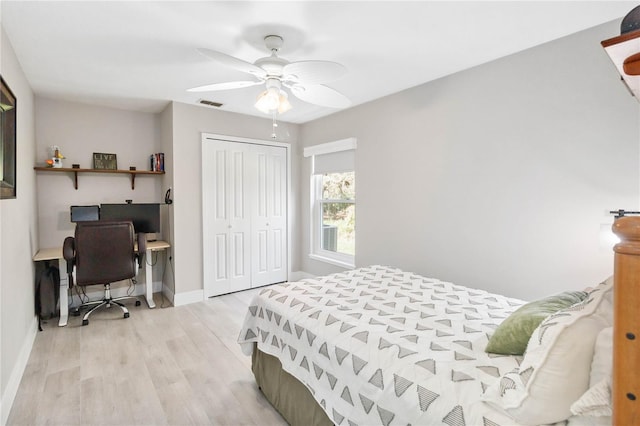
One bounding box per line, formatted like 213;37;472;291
304;137;357;175
312;150;355;175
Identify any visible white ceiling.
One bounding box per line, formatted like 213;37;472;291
1;1;636;124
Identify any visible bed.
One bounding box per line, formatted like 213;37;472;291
237;216;639;425
240;265;530;425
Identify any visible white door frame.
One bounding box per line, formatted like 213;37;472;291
201;133;291;298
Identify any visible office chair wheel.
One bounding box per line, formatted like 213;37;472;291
82;319;89;326
124;312;130;319
72;308;81;317
135;300;141;306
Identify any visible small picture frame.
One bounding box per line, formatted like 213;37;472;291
93;152;117;170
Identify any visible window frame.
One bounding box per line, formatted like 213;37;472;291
304;138;357;269
310;173;355;268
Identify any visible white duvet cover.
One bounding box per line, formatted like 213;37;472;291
238;266;561;426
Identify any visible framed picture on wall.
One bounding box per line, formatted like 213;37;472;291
92;152;118;170
1;76;17;200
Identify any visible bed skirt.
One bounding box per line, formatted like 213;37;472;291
252;345;332;426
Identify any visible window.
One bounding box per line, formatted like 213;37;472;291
304;138;356;268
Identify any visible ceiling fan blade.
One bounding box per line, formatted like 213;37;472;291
187;80;263;92
283;61;347;84
197;48;267;78
289;84;351;108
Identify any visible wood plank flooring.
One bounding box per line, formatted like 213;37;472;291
7;289;288;426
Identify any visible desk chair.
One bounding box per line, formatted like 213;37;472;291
63;220;146;326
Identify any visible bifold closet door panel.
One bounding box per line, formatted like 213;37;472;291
202;141;251;297
251;145;287;287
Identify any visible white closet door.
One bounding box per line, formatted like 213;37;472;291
202;141;251;297
251;145;287;287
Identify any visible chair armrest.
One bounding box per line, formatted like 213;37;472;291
62;236;75;286
63;236;75;262
136;233;146;268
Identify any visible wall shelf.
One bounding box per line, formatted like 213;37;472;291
33;167;165;190
602;29;640;100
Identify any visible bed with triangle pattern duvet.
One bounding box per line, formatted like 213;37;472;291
238;265;615;426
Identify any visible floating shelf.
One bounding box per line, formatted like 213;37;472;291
33;167;165;190
602;29;640;100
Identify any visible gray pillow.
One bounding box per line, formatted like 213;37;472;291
485;291;588;355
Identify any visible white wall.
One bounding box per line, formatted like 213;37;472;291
169;102;300;298
0;25;38;423
299;21;639;300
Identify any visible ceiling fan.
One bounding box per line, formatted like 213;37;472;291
187;35;351;113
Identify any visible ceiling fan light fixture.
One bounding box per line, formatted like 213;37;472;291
255;86;280;113
278;91;292;114
254;91;272;114
255;86;292;114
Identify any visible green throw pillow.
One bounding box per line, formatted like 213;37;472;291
485;290;588;355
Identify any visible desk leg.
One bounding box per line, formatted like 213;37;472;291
145;248;156;308
58;258;69;327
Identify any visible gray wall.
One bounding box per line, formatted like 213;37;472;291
34;97;164;248
0;26;38;421
33;97;166;292
169;102;301;297
299;21;639;300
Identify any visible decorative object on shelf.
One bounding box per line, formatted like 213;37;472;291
93;152;117;170
621;5;640;34
150;152;164;172
46;145;65;168
1;76;17;200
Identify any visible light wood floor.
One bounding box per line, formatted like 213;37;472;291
7;289;288;426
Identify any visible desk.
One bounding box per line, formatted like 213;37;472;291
33;240;170;326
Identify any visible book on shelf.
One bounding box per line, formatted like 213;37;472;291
150;153;164;172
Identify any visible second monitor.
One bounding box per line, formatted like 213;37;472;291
100;203;160;234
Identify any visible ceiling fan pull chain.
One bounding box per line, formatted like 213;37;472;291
271;111;278;139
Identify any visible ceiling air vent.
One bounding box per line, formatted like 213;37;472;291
199;99;223;108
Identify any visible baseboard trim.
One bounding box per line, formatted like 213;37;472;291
1;315;38;425
173;289;204;306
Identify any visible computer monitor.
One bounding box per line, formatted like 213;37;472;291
100;203;160;234
70;205;100;222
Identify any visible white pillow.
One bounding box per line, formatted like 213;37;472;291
589;327;613;386
483;277;613;425
566;412;612;426
571;378;612;417
569;326;613;424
